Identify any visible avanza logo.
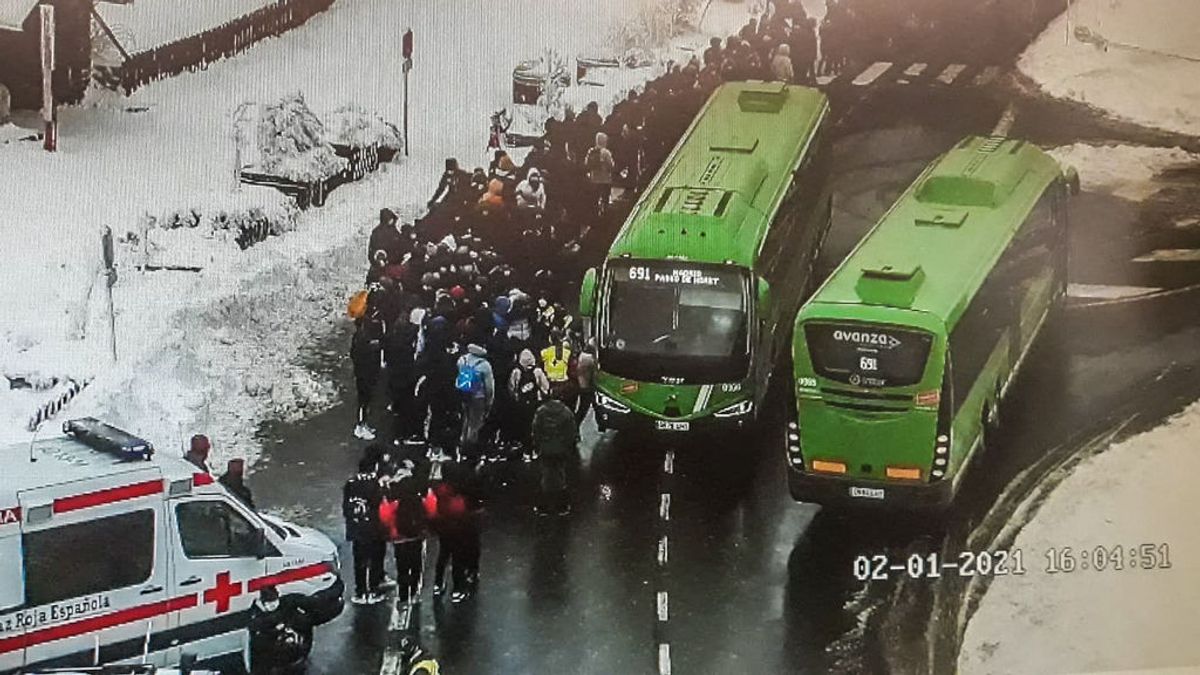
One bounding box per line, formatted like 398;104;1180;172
833;330;901;349
0;507;19;526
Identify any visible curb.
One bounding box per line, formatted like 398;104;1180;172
1067;282;1200;309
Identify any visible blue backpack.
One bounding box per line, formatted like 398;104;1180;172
456;359;484;395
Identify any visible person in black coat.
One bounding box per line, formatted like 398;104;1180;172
342;457;387;604
427;158;471;212
351;307;386;441
385;311;421;440
368;208;405;270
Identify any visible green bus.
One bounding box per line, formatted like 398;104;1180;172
578;81;832;435
786;136;1077;509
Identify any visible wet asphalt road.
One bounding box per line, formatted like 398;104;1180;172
247;112;1200;674
244;5;1200;673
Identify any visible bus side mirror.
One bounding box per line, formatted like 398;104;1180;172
579;267;598;318
757;277;771;319
1063;166;1081;196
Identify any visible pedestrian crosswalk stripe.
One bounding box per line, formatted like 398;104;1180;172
658;643;672;675
1133;248;1200;262
937;63;968;84
853;61;893;86
904;63;928;77
816;74;836;85
975;65;1002;86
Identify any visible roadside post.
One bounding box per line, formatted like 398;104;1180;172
40;4;56;152
402;29;413;157
101;226;118;363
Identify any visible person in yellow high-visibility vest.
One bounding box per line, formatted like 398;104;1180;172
399;637;441;675
540;334;576;409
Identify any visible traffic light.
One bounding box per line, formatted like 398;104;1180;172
402;29;413;60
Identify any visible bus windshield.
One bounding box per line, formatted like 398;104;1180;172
804;321;933;388
602;261;750;383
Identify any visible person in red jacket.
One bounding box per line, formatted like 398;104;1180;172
380;464;429;606
424;462;482;603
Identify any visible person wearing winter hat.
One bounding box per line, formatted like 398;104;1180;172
507;348;550;456
184;434;212;473
515;168;547;215
428;158;470;211
369;208;405;271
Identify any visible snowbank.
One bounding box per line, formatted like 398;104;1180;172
1018;0;1200;136
0;0;649;466
1048;142;1200;201
958;401;1200;674
95;0;278;52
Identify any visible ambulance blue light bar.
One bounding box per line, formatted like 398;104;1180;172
63;417;155;461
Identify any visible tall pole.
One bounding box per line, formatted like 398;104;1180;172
403;64;410;157
101;227;118;363
40;5;57;152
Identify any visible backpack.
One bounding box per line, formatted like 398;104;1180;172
514;367;542;407
455;358;484;395
347;290;369;319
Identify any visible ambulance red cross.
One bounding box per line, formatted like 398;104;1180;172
0;419;344;673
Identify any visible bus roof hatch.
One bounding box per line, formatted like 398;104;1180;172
737;82;789;113
855;262;925;308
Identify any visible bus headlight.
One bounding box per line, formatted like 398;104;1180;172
713;399;754;418
596;392;630;414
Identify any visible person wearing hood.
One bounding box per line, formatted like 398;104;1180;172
428;158;471;211
514;168;547;215
507;348;550;455
531;395;580;516
351;303;386;441
770;42;795;83
584;131;615;217
416;318;461;452
455;343;495;463
368;208;405;270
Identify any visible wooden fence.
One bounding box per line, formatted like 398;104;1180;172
97;0;337;94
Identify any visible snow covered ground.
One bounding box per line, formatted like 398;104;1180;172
1049;142;1200;201
0;0;758;468
958;402;1200;674
95;0;278;53
1018;0;1200;136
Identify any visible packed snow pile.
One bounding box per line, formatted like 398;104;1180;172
958;401;1200;674
95;0;278;53
249;93;347;181
1048;143;1200;201
1018;0;1200;136
324;105;403;150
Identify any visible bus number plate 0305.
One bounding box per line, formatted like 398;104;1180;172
656;420;690;431
849;486;885;500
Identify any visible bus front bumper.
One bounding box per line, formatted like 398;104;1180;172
595;401;755;436
786;467;954;511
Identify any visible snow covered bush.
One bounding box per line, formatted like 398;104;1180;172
144;188;300;258
324;105;403;151
607;0;701;53
254;93;347;181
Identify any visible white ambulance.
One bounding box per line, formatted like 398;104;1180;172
0;419;344;674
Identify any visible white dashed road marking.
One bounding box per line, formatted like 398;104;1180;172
936;63;968;84
852;61;893;86
1133;248;1200;262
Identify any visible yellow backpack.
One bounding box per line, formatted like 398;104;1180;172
347;289;369;319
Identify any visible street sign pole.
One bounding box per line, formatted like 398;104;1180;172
101;226;118;363
402;29;413;157
40;5;56;152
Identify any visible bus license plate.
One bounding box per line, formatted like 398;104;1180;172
849;486;885;500
655;420;690;432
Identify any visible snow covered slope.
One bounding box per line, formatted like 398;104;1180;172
1018;0;1200;136
0;0;695;466
958;402;1200;674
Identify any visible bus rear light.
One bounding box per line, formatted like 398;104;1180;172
931;469;945;478
935;445;948;455
886;466;922;480
934;457;947;467
915;390;940;407
811;460;846;475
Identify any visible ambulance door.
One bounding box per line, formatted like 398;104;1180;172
167;496;268;665
0;506;25;673
17;474;171;669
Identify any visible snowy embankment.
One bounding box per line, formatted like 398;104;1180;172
2;0;699;467
95;0;278;53
1018;0;1200;136
1048;142;1200;202
957;402;1200;674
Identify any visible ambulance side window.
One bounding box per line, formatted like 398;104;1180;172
176;501;260;559
23;510;155;606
